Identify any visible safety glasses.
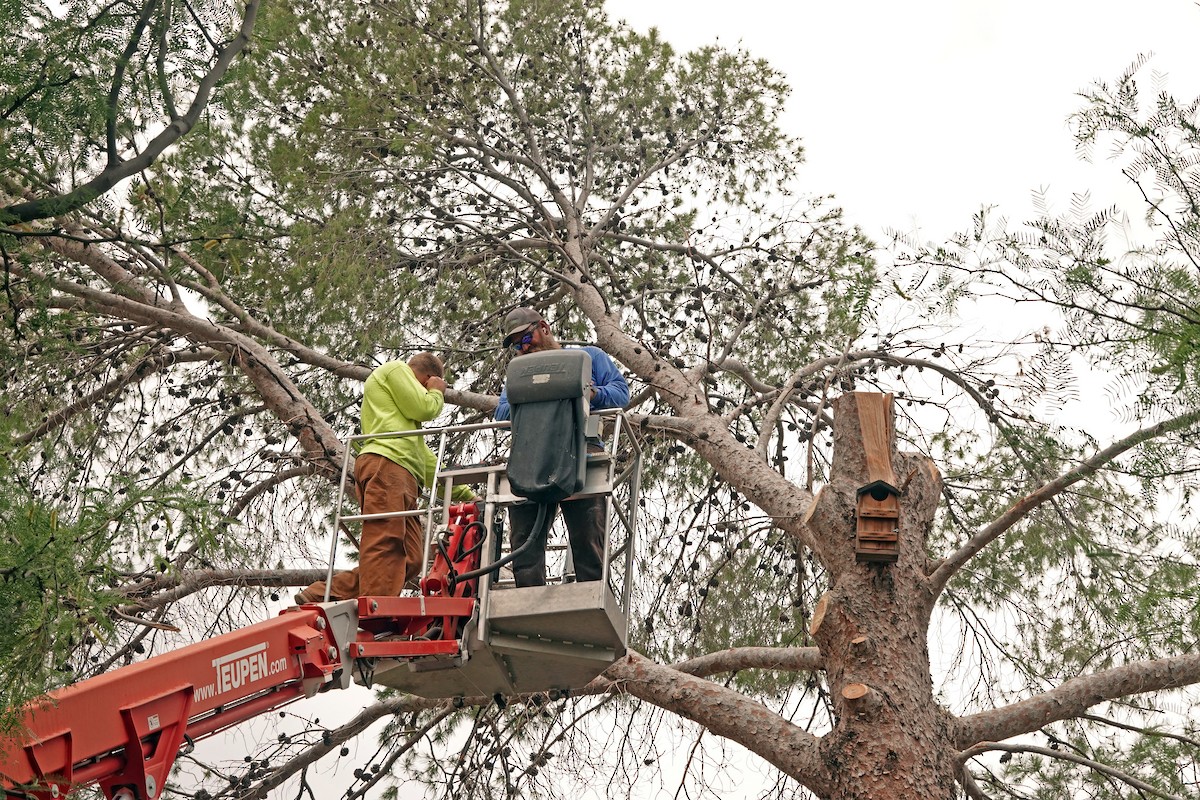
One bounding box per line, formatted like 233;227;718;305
509;326;537;351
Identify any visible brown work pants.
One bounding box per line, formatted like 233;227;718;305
302;453;423;600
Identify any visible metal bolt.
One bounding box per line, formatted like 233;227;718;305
370;600;378;612
327;646;337;661
316;617;327;631
146;775;158;798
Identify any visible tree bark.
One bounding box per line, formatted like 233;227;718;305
806;393;958;800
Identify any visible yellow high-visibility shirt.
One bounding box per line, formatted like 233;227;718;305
356;360;472;500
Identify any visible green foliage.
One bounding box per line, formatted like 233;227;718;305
1026;63;1200;411
0;480;119;732
144;0;869;376
0;0;246;214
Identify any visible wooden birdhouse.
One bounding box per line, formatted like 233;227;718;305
855;480;900;563
853;393;901;563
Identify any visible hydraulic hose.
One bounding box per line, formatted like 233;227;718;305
448;502;550;590
435;519;487;567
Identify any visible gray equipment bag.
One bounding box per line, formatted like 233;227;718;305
504;350;591;503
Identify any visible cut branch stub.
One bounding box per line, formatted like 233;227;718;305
849;635;876;657
840;682;882;718
809;591;831;637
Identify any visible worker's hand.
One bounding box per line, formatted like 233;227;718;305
426;375;448;393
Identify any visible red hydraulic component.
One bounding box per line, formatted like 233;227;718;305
354;502;485;659
1;605;350;800
420;501;485;599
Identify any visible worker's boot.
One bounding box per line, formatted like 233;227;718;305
293;588;322;605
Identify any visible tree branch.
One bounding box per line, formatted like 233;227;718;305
0;0;261;225
118;567;326;614
955;652;1200;749
929;408;1200;597
669;646;823;678
958;742;1186;800
602;652;830;794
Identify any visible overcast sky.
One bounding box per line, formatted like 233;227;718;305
604;0;1200;242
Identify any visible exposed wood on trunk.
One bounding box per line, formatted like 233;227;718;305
809;592;831;637
812;393;958;800
855;393;897;488
841;683;882;718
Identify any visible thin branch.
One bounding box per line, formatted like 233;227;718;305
958;742;1186;800
111;608;180;632
343;708;456;800
226;465;320;521
246;697;451;797
958;765;995;800
107;0;162;163
929;408;1200;597
669;646;823;678
118;567;326;614
1080;712;1200;749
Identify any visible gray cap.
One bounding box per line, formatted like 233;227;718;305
502;307;543;346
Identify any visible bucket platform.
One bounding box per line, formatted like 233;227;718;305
325;411;641;700
485;581;627;694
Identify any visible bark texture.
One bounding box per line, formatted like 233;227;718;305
805;393;958;800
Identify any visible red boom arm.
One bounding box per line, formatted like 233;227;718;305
1;502;485;800
1;603;355;800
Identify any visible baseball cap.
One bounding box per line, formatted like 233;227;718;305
502;307;544;347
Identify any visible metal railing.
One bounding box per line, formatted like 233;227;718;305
323;411;643;618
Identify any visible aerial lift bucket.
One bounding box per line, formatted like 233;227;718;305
354;353;642;699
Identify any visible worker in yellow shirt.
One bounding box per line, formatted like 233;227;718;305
297;352;473;602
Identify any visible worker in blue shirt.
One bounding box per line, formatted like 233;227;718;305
496;307;630;586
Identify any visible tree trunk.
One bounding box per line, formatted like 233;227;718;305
805;393;958;800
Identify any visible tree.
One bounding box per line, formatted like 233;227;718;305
0;0;260;225
2;2;1199;798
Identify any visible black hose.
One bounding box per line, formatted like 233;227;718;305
448;503;549;590
456;520;487;560
432;520;486;576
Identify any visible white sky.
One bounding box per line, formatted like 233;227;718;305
605;0;1200;242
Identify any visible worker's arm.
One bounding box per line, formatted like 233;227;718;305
588;348;630;410
388;363;445;422
494;385;511;421
420;446;477;501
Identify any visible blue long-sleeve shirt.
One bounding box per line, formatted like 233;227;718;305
495;345;629;421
